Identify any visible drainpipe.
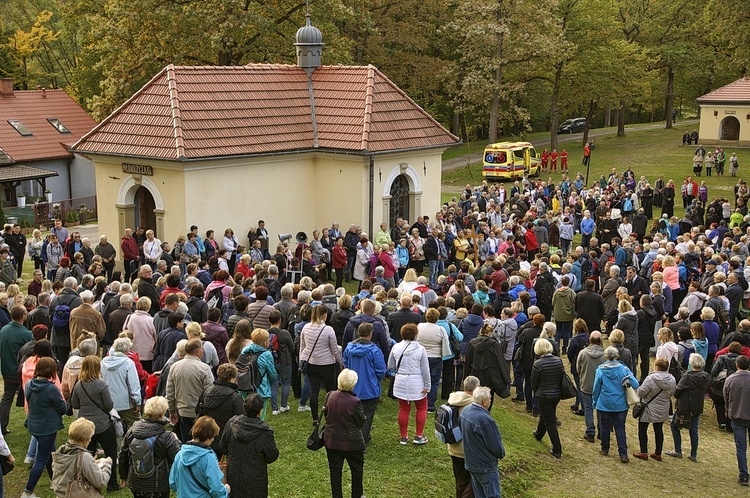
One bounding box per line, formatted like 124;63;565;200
369;154;374;237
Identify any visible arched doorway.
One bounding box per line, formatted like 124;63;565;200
721;116;740;140
134;186;156;235
389;174;410;228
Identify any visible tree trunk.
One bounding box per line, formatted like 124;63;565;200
549;62;563;152
665;65;675;129
617;101;626;137
488;26;504;143
582;99;597;146
605;104;611;127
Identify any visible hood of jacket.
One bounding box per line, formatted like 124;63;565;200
447;391;473;407
155;309;171;319
583;344;605;359
102;352;129;371
648;370;675;390
599;360;629;382
178;441;214;466
27;378;54;393
463;314;484;327
473;335;497;353
52;443;87;468
640;305;656;320
346;340;377;358
242;343;267;355
619;309;637;321
228;415;273;443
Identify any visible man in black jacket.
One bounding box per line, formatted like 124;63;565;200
575;279;605;333
136;265;161;316
344;225;360;282
6;224;26;280
624;266;650;310
386;295;422;342
534;263;556;321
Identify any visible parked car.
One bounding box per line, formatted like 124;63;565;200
557;118;588;134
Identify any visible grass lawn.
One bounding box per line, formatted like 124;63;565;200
442;126;745;206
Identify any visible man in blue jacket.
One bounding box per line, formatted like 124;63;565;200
343;322;386;445
460;386;505;498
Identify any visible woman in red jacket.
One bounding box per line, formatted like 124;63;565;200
332;237;348;289
524;224;539;258
378;243;398;288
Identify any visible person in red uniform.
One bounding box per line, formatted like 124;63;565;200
541;148;549;172
560;149;569;173
582;143;591;166
550;149;559;173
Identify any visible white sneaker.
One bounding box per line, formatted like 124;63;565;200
24;456;33;464
272;410;280;415
298;405;311;412
280;406;290;413
21;492;40;498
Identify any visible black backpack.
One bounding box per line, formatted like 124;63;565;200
129;436;159;477
206;285;226;309
235;350;263;394
735;270;749;291
434;403;462;444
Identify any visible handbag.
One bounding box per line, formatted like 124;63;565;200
79;383;124;437
625;385;639;406
306;414;326;451
632;388;663;419
560;370;578;400
388;343;411;400
0;454;13;476
65;452;103;498
299;327;325;374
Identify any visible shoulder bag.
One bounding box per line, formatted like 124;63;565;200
306;412;326;451
387;343;411;400
299;326;324;374
80;383;124;438
560;365;578;400
186;464;212;495
632;388;663;419
65;451;103;497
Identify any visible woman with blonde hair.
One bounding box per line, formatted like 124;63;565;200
397;268;419;295
70;355;120;491
236;329;278;419
51;418;112;497
185;322;218;371
608;329;633;374
6;284;21;308
299;304;343;424
661;255;680;294
28;228;44;272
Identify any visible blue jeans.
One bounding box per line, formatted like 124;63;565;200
733;420;750;480
427;357;442;410
271;364;292;410
429;259;444;287
580;392;599;438
26;436;37;460
671;414;700;458
599;410;628;458
555;321;572;350
24;432;57;493
300;374;311;406
470;469;501;498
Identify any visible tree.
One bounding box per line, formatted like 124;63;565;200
444;0;560;142
3;9;57;89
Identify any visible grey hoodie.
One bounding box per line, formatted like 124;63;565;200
577;344;605;393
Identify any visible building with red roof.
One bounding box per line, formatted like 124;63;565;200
71;15;460;249
697;76;750;145
0;80;97;205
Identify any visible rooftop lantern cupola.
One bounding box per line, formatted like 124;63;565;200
294;14;324;76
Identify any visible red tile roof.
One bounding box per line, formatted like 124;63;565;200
0;89;97;163
72;64;459;160
697;77;750;104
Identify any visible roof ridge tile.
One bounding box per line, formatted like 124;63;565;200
166;65;187;159
361;65;375;151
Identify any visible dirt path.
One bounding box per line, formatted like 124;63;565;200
443;120;699;172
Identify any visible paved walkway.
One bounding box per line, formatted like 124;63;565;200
442;119;699;172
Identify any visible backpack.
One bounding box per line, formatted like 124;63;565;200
679;344;695;371
580;258;593;279
434;403;462;444
679;265;701;288
623;198;633;212
639;259;654;279
447;323;461;357
623;247;634;267
206;285;226;309
668;356;682;383
129;436;159;478
735;270;749;291
268;333;280;362
235;350;263;394
52;304;71;329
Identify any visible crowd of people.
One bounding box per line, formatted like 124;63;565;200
1;162;750;497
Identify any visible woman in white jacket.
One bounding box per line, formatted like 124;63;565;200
387;323;430;445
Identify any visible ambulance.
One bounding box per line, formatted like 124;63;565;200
481;141;541;180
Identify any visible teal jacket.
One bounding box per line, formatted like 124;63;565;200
240;343;278;399
0;321;32;379
169;441;227;498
